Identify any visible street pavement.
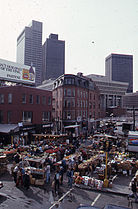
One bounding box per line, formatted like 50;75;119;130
75;174;131;196
0;164;137;209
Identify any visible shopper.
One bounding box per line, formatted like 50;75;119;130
59;166;64;185
45;164;51;184
67;168;74;188
13;165;19;183
54;170;60;194
129;177;138;203
16;168;22;187
24;170;30;190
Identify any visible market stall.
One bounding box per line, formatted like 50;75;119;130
24;156;46;186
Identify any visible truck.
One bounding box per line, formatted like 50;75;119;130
127;131;138;152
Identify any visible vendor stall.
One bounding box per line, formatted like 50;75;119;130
24;157;46;186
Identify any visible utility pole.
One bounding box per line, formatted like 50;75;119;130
133;106;135;131
103;140;109;188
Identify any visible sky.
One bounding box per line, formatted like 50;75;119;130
0;0;138;91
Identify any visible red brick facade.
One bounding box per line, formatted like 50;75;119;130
0;85;52;124
52;74;100;132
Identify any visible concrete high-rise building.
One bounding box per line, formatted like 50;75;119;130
105;53;133;93
42;34;65;81
17;20;42;86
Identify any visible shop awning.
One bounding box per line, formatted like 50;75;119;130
0;124;19;134
64;125;80;129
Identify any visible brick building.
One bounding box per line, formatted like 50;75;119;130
52;73;100;133
0;85;52;125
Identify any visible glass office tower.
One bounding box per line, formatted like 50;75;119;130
105;53;133;93
42;34;65;81
17;20;42;86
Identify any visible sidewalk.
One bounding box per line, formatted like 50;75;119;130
74;174;132;196
75;183;130;196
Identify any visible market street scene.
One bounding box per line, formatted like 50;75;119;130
0;1;138;209
0;119;138;209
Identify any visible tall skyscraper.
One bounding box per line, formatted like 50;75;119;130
17;20;42;86
42;34;65;81
105;53;133;93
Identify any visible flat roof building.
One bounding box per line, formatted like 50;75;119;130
42;34;65;81
123;92;138;108
105;53;133;93
86;74;128;117
17;20;43;86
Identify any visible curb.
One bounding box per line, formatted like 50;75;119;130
74;184;129;196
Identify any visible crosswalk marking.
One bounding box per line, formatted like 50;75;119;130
91;194;101;206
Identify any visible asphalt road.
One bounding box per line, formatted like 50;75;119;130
0;172;138;209
0;163;137;209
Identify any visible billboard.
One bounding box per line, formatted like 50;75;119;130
127;131;138;152
0;58;35;85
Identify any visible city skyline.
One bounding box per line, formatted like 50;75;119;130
0;0;138;91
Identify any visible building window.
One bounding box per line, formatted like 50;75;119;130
90;93;92;100
0;110;3;123
86;92;88;99
42;96;46;105
77;90;80;97
64;89;67;96
36;95;40;104
64;78;75;85
42;111;51;121
22;94;26;104
86;101;87;108
67;100;71;108
72;89;75;97
42;112;47;121
48;112;51;121
67;89;71;96
77;99;79;107
0;94;4;104
72;99;75;107
48;96;51;105
64;99;67;108
22;111;33;123
67;112;71;119
8;93;12;104
7;111;12;123
29;95;33;104
83;92;85;98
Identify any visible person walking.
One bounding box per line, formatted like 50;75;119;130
129;177;138;203
13;165;19;184
67;168;74;188
45;164;51;184
24;170;30;190
16;168;22;187
59;166;64;185
54;170;60;194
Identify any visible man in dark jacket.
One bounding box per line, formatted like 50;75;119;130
129;177;138;203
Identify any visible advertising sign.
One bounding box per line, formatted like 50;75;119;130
127;131;138;152
0;58;35;84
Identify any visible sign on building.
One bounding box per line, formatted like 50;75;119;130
0;58;35;85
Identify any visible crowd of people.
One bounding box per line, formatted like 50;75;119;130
7;126;137;200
